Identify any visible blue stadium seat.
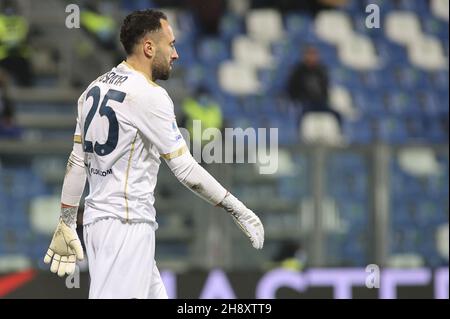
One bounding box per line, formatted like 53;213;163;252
184;63;218;92
7;201;29;225
384;90;422;116
175;37;196;66
417;91;443;116
219;13;244;41
359;68;397;91
403;116;426;141
390;226;422;253
429;70;449;92
341;236;367;266
416;230;442;266
397;0;430;13
292;154;309;176
284;13;314;39
390;166;425;196
422;16;449;39
390;204;414;229
314;41;339;66
374;39;409;68
197;37;230;66
271;38;295;64
343;120;374;144
394;196;444;227
375;118;408;143
241;95;268;117
278;175;307;199
417;199;447;226
442;38;449;57
25;234;51;262
352;88;386;116
425;116;448;143
258;68;278;95
177;11;198;40
329;175;368;199
0;195;6;227
395;66;432;91
329;66;362;89
329;153;366;169
328;154;368;197
336;201;368;225
426;170;449;197
217;94;243;119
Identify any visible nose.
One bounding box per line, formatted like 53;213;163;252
172;47;179;60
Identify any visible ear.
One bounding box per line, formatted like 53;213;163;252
143;39;155;58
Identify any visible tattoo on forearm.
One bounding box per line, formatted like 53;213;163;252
61;206;77;226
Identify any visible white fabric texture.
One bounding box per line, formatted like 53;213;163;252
83;218;167;299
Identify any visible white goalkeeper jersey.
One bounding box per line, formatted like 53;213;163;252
74;61;186;226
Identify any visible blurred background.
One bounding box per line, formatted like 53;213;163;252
0;0;448;298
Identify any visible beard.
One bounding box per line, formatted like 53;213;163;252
152;52;171;81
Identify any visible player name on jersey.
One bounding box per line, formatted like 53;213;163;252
97;71;128;86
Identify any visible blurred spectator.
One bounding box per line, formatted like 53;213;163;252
180;86;223;146
287;45;342;128
273;240;307;271
187;0;226;35
0;72;21;138
81;1;118;52
0;0;34;86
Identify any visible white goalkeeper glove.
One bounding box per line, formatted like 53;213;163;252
220;193;264;249
44;208;84;277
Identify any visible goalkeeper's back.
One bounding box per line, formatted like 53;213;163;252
75;61;186;226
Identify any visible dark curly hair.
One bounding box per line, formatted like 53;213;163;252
120;9;167;55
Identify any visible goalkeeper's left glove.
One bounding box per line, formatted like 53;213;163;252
219;193;264;249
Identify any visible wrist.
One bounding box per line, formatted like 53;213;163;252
60;205;78;229
219;193;246;214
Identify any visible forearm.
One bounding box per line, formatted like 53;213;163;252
165;149;264;249
60;143;87;226
165;150;227;206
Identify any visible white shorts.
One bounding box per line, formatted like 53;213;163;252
83;218;168;299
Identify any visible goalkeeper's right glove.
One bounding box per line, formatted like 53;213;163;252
44;218;84;277
219;193;264;249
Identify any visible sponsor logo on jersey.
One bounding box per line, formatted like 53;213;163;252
90;168;113;177
86;162;113;177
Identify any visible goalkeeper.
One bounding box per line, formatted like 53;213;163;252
43;9;264;299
